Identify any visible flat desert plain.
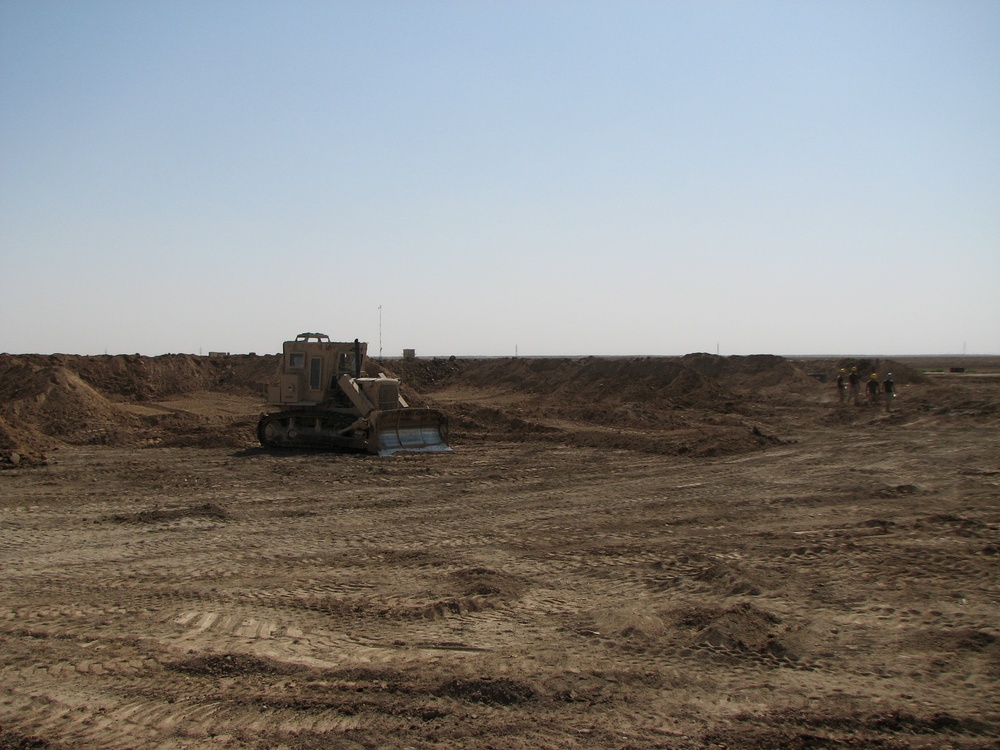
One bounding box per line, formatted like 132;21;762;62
0;353;998;749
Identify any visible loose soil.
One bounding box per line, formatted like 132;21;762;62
0;352;998;749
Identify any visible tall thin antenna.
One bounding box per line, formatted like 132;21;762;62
379;305;383;359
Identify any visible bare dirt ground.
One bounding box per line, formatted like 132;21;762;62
1;352;998;749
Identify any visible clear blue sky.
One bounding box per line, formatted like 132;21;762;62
2;1;998;357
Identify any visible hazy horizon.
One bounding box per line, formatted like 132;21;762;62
3;347;996;360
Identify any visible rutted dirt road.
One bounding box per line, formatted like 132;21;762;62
0;356;998;749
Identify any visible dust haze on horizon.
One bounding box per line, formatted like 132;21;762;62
1;1;998;359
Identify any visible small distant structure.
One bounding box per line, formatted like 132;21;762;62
208;351;230;358
403;349;416;360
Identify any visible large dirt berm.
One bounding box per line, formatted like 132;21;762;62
0;353;278;461
0;351;938;464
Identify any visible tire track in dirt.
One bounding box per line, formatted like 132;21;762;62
2;420;999;748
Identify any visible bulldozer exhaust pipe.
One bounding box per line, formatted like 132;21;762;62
354;338;362;379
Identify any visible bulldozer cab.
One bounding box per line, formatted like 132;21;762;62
267;333;366;406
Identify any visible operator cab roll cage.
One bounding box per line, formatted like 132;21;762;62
295;332;330;343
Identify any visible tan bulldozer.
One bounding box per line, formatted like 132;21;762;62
257;333;450;455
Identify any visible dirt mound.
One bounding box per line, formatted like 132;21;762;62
390;356;728;406
0;353;278;463
683;353;819;393
0;352;278;401
386;355;806;456
390;354;829;410
56;352;279;399
0;360;142;461
692;601;789;656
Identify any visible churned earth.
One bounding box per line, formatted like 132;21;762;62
0;352;997;749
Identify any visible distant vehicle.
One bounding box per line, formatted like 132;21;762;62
257;333;450;455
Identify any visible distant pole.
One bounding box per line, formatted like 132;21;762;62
379;305;383;359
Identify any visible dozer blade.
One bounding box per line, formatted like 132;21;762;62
370;408;451;456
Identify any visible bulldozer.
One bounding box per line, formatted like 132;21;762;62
257;333;450;455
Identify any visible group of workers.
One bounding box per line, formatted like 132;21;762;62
836;366;896;411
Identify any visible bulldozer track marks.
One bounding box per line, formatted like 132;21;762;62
2;423;999;748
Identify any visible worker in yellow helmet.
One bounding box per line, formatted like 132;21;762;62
848;366;861;405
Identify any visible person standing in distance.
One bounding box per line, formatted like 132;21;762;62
849;367;861;405
883;372;896;412
866;373;880;406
